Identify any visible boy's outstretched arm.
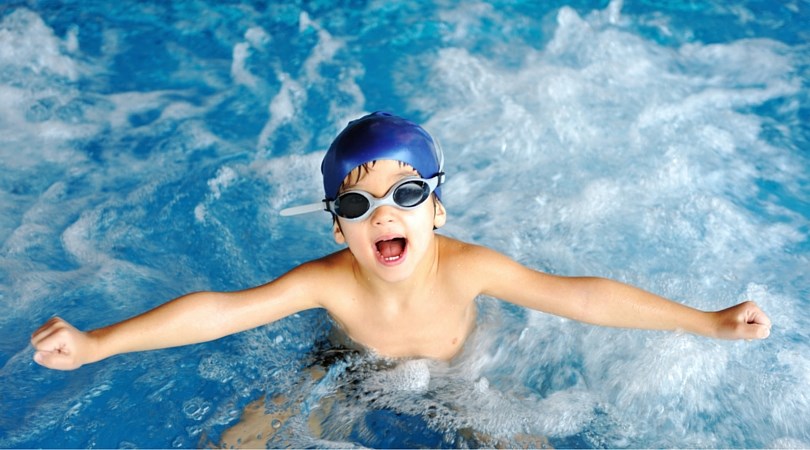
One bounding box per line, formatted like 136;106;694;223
30;262;325;371
468;245;771;340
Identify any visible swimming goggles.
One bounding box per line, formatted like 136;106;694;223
281;174;443;221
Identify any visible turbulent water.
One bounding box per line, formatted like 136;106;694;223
1;0;808;447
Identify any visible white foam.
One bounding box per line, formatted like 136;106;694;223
770;438;810;449
424;4;805;280
194;204;208;223
194;165;240;224
0;8;80;81
255;71;306;153
364;359;432;394
410;3;808;445
299;12;343;82
61;211;106;267
231;27;270;89
207;166;238;200
255;12;364;155
2;2;807;448
438;2;497;44
250;151;323;210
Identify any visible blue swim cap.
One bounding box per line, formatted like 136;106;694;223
321;112;443;201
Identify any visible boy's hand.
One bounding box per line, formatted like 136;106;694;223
31;317;96;370
711;301;772;340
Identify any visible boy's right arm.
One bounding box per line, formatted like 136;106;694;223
30;262;327;371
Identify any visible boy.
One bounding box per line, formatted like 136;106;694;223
31;112;771;370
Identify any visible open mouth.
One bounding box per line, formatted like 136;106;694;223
375;237;407;264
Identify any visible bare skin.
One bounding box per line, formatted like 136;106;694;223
31;160;771;371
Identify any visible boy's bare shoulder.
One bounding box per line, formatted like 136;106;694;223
295;248;354;276
274;249;355;306
438;235;503;259
437;235;509;272
272;250;354;292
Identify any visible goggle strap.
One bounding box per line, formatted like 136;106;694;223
433;136;445;185
435;137;444;173
280;201;327;217
436;171;446;185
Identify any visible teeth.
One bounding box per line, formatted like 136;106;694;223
383;255;400;262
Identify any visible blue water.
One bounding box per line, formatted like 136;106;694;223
1;0;808;447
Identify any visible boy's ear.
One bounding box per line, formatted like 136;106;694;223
332;220;346;244
433;198;447;229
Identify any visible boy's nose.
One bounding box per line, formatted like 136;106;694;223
371;205;397;225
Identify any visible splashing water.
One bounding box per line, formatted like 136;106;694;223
1;0;808;448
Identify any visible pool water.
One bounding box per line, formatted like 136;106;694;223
1;0;808;447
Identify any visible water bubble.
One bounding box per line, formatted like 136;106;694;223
182;397;211;421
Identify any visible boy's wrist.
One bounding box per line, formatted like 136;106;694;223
670;307;716;338
86;328;110;364
694;310;722;338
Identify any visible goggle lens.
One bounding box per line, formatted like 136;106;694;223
334;193;370;219
393;181;429;207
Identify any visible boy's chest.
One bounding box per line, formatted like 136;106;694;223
329;293;477;361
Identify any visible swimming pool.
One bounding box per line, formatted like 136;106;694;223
1;0;808;447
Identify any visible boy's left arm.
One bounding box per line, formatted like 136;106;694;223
469;245;771;340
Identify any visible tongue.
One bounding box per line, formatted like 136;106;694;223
377;238;406;258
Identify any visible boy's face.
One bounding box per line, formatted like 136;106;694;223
332;159;446;283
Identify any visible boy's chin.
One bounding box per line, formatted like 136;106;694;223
375;268;417;284
371;257;418;283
